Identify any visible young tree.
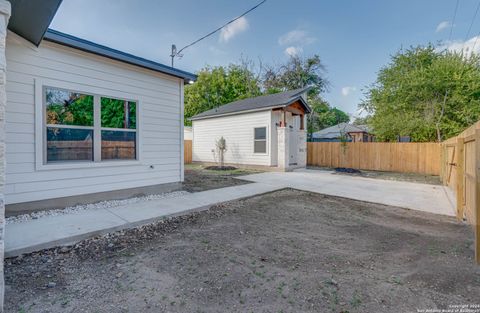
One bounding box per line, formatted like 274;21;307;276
361;45;480;142
184;64;261;125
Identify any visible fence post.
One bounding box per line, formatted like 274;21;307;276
457;138;465;220
475;129;480;263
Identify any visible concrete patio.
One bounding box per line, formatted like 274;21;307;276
5;169;456;258
240;169;456;217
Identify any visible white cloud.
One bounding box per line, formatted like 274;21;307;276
278;30;316;46
436;21;452;33
219;16;249;42
437;36;480;55
341;86;357;97
285;46;303;56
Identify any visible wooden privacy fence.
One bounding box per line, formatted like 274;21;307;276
307;142;441;175
440;121;480;263
184;140;192;164
47;140;135;160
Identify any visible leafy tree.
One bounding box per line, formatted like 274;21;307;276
262;54;329;97
46;90;94;126
262;55;349;137
352;116;371;126
184;64;261;126
101;98;136;129
361;45;480;142
307;98;350;138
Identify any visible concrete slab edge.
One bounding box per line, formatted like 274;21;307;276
5;187;285;258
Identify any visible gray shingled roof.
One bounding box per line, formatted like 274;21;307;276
312;123;369;139
190;87;311;120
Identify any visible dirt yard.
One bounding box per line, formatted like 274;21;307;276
308;166;442;185
5;189;479;313
182;163;262;192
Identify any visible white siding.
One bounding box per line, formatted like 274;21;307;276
192;111;272;166
5;33;183;204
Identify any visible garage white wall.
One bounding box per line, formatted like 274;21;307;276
192;110;272;166
5;32;184;204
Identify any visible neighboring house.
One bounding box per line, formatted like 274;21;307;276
190;87;311;171
311;122;375;142
4;0;196;214
184;126;193;140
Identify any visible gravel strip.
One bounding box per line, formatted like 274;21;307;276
6;190;190;224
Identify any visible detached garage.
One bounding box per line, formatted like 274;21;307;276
190;87;311;171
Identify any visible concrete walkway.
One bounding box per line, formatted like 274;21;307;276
5;182;279;257
5;169;455;257
240;169;456;217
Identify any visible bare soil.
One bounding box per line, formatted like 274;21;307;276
308;166;442;185
5;189;479;313
182;164;261;192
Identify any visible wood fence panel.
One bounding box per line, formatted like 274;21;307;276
184;140;192;164
307;142;440;175
440;120;480;263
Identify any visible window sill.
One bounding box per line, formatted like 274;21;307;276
36;160;142;171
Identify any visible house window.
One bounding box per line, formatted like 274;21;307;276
45;88;94;162
254;127;267;154
44;87;138;163
101;97;137;160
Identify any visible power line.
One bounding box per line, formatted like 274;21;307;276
170;0;267;67
448;0;460;41
465;0;480;41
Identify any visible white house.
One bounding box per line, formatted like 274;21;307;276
184;126;193;140
191;88;311;171
3;1;196;215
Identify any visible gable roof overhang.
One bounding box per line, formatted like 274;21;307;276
7;0;63;46
43;29;197;83
190;90;312;121
6;1;196;83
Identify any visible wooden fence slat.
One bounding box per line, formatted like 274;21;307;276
475;129;480;263
457;137;465;220
306;142;440;175
184;140;192;164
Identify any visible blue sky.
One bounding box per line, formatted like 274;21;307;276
50;0;480;117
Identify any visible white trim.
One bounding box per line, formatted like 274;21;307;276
179;80;184;182
34;160;142;171
93;95;101;162
35;78;141;170
253;126;269;155
190;107;283;121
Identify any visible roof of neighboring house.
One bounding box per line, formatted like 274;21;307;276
43;29;197;82
312;122;372;139
7;0;63;46
190;87;312;121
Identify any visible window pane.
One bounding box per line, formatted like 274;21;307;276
47;127;93;162
254;140;266;153
46;87;94;126
254;127;266;140
101;97;136;129
101;130;136;160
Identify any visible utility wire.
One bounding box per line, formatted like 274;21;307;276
465;0;480;41
171;0;266;66
448;0;460;41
